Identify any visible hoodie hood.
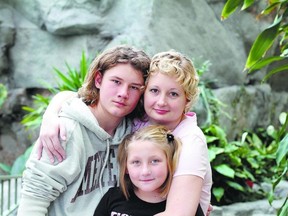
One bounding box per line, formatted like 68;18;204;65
59;97;132;196
59;97;132;143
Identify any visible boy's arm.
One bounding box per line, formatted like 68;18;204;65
17;195;50;216
36;91;77;163
18;126;82;216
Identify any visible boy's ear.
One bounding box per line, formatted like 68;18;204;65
94;71;102;88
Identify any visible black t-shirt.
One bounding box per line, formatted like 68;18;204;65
94;187;205;216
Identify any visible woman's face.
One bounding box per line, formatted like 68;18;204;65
144;72;188;130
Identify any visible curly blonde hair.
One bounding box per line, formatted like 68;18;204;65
148;50;199;112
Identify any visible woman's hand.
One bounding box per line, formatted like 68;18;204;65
207;204;213;216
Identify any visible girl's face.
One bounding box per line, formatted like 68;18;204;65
144;72;188;130
95;63;144;120
126;140;168;201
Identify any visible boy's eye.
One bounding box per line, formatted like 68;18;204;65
112;80;120;84
130;85;140;91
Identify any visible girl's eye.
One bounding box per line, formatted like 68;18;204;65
151;159;160;164
131;160;140;165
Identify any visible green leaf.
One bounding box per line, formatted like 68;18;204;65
24;145;34;160
0;162;11;174
279;112;288;137
210;124;228;145
10;155;26;175
242;0;255;10
261;2;281;15
247;56;285;73
208;146;225;162
205;135;219;143
243;168;255;181
221;0;243;20
224;144;239;153
273;166;287;191
0;83;7;108
209;146;225;155
208;150;216;162
279;196;288;216
229;154;242;166
262;64;288;82
214;164;235;178
247;157;260;169
245;16;282;69
276;134;288;165
226;180;245;191
80;51;88;81
212;187;225;202
241;131;249;144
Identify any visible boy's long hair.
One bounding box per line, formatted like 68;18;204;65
78;45;151;120
118;125;182;199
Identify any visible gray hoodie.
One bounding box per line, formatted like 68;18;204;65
17;98;132;216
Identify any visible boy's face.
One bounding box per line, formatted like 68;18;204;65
144;72;188;130
95;63;144;120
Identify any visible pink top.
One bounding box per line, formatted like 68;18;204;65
132;112;212;214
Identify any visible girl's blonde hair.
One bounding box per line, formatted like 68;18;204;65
118;125;182;199
148;50;199;112
78;45;151;120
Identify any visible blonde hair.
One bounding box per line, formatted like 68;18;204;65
148;50;199;112
78;45;150;120
118;125;182;199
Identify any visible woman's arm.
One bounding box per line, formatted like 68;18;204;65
155;117;212;216
36;91;77;163
155;175;203;216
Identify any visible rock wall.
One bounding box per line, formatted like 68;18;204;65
0;0;287;167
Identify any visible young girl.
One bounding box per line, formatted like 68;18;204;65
94;125;204;216
35;50;212;215
17;45;151;216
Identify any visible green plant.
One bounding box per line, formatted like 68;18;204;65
268;112;288;216
194;60;230;127
0;83;7;108
221;2;288;214
205;111;287;207
21;94;51;130
21;51;90;130
0;51;90;175
52;51;90;92
221;0;288;82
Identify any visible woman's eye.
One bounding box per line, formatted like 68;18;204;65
149;88;159;94
170;92;179;97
